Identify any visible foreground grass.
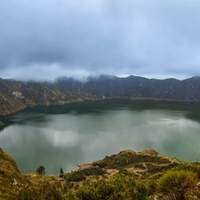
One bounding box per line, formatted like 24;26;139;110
1;148;200;200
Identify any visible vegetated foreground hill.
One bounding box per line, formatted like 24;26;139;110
0;75;200;115
1;148;200;200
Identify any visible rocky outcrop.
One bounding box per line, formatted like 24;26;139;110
0;121;4;126
141;149;158;156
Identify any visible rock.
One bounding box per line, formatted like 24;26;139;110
0;121;4;126
141;149;158;156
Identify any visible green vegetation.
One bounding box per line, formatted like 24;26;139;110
0;76;200;116
66;171;85;182
18;180;64;200
0;148;200;199
66;167;106;182
68;173;149;200
157;170;198;200
36;166;45;176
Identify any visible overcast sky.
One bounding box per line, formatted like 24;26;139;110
1;0;200;81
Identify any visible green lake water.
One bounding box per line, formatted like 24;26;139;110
0;100;200;175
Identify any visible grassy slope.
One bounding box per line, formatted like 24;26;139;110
0;148;200;199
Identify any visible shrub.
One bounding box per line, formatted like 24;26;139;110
70;173;149;200
157;170;197;200
67;171;85;182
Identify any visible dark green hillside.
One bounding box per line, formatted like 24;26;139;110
0;78;96;115
0;75;200;116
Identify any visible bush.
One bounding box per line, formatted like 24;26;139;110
67;171;85;182
17;182;64;200
81;167;106;176
157;170;197;200
69;173;149;200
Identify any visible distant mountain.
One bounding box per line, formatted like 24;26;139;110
0;75;200;115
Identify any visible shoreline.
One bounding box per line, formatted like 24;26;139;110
0;98;200;117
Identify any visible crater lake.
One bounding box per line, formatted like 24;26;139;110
0;99;200;175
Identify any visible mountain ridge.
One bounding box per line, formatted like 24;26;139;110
0;75;200;116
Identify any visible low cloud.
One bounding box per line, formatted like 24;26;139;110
0;0;200;80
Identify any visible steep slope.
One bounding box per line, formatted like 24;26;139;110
0;148;25;199
0;75;200;116
0;78;96;115
81;75;200;100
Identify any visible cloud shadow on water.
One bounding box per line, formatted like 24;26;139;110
0;100;200;174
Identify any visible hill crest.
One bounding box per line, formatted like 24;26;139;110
0;147;200;199
0;75;200;116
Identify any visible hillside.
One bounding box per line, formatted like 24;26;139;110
0;148;200;199
0;148;25;199
0;75;200;116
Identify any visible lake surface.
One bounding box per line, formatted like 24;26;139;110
0;100;200;175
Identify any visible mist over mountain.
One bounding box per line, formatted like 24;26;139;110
0;75;200;116
1;0;200;81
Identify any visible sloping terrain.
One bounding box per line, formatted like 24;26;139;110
0;148;25;199
1;148;200;199
66;149;183;183
0;75;200;116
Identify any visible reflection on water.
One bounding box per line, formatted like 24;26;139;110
0;100;200;175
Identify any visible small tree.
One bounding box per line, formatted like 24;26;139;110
157;170;197;200
60;168;64;178
36;165;45;176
